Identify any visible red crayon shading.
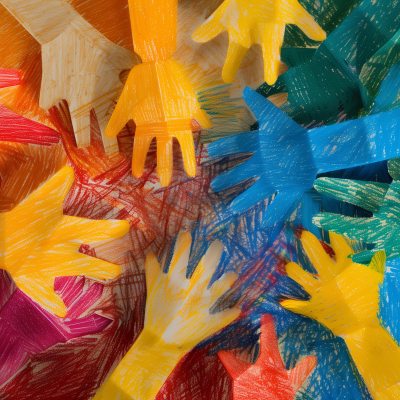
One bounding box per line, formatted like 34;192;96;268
218;315;317;400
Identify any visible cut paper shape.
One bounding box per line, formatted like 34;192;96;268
208;87;400;229
0;277;111;386
218;314;317;400
0;68;59;145
0;0;138;154
192;0;325;85
281;231;400;400
105;0;211;186
313;158;400;264
93;231;239;400
0;166;129;317
258;0;400;126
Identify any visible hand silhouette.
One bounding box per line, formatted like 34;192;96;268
219;314;317;400
105;59;211;186
192;0;325;84
94;231;239;400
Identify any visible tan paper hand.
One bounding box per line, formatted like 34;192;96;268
40;15;138;154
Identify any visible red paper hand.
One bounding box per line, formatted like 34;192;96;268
218;315;317;400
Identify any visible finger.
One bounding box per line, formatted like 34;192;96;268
291;2;326;42
285;262;319;296
211;159;257;192
328;232;354;274
211;271;237;300
132;135;153;179
192;12;225;43
368;250;386;274
258;314;285;368
230;179;277;214
300;231;338;283
105;83;133;139
280;299;312;319
314;178;389;214
145;253;161;296
313;213;382;243
174;130;197;178
222;41;249;83
167;232;192;284
288;355;317;392
96;108;120;156
261;190;303;228
190;240;223;288
64;314;112;339
260;23;286;85
70;112;91;148
207;131;258;159
156;137;173;186
218;351;250;380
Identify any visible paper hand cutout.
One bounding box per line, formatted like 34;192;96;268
218;314;317;400
0;68;59;145
105;59;211;186
208;87;400;229
39;15;136;154
0;166;129;317
192;0;325;85
0;277;111;385
281;231;400;400
313;159;400;264
94;231;239;400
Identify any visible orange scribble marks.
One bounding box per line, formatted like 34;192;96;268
219;315;317;400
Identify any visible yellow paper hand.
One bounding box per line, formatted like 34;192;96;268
0;166;129;317
281;231;400;400
105;60;211;186
192;0;326;85
94;231;239;400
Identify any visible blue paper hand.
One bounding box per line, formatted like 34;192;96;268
208;87;400;229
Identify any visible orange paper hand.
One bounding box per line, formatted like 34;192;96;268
192;0;326;85
218;315;317;400
105;59;211;186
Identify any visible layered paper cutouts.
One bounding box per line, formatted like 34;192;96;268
281;231;400;400
218;314;316;400
94;232;239;400
313;158;400;263
208;87;400;230
192;0;325;85
1;0;138;154
0;166;129;317
105;0;211;186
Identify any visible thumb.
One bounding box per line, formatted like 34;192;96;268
280;299;313;319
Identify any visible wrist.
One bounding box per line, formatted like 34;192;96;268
95;328;187;400
344;323;400;397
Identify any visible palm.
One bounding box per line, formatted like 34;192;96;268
144;232;239;349
208;88;317;227
281;231;384;335
218;315;316;400
105;59;211;186
40;15;137;155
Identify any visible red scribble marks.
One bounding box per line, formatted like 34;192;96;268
0;68;21;89
218;315;317;400
49;100;212;266
319;240;335;258
156;343;233;400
